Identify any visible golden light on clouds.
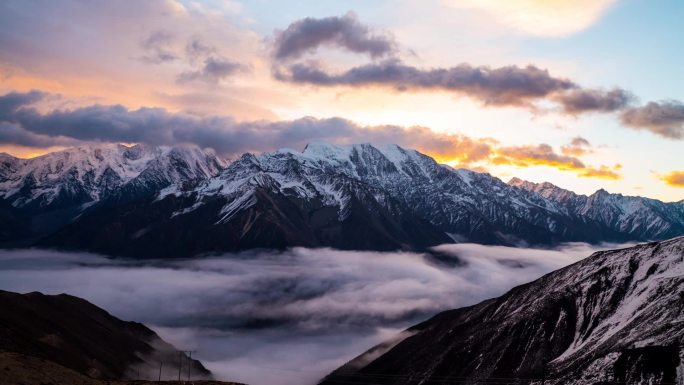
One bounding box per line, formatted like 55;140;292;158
660;171;684;187
414;137;621;181
0;145;66;159
446;0;618;37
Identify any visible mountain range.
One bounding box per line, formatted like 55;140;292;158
320;236;684;384
0;142;682;257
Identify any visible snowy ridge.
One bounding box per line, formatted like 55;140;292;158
510;178;684;241
0;144;225;209
5;142;684;255
164;143;570;241
321;237;684;384
152;142;684;246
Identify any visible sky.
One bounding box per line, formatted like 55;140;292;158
0;0;682;201
0;242;629;385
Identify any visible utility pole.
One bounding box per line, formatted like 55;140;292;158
178;351;182;382
158;361;163;382
188;351;192;381
181;350;197;381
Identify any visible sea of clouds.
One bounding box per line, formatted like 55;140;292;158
0;242;634;385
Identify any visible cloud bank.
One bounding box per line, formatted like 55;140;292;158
0;91;623;179
0;242;632;385
271;15;633;114
277;60;577;109
271;14;684;141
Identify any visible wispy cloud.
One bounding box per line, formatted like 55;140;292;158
619;101;684;139
177;57;248;83
139;30;179;64
552;88;634;115
560;136;592;156
493;143;621;180
443;0;618;37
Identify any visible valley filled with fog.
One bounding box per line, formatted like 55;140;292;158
0;242;632;385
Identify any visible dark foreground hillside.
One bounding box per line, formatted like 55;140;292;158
0;290;243;384
321;237;684;385
0;352;244;385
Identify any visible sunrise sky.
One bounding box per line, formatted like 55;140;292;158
0;0;682;201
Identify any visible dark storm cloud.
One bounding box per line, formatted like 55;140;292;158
619;101;684;139
277;60;577;108
273;13;397;61
553;88;635;114
0;90;46;115
0;122;77;147
177;57;247;83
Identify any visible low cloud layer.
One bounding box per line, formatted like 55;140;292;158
0;242;632;385
0;91;622;180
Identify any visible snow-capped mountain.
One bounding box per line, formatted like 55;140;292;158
321;237;684;385
2;142;682;257
39;143;454;257
0;144;225;243
509;177;684;241
0;144;225;210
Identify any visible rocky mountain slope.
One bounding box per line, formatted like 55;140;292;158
321;237;684;385
0;144;225;243
0;290;211;381
510;177;684;241
0;142;682;257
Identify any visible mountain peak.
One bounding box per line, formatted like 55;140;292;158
0;144;225;210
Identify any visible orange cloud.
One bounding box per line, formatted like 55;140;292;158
474;143;621;180
660;171;684;187
560;136;592;156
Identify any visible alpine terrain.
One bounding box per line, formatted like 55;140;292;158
0;142;682;257
320;237;684;385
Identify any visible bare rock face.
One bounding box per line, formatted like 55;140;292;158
320;237;684;385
